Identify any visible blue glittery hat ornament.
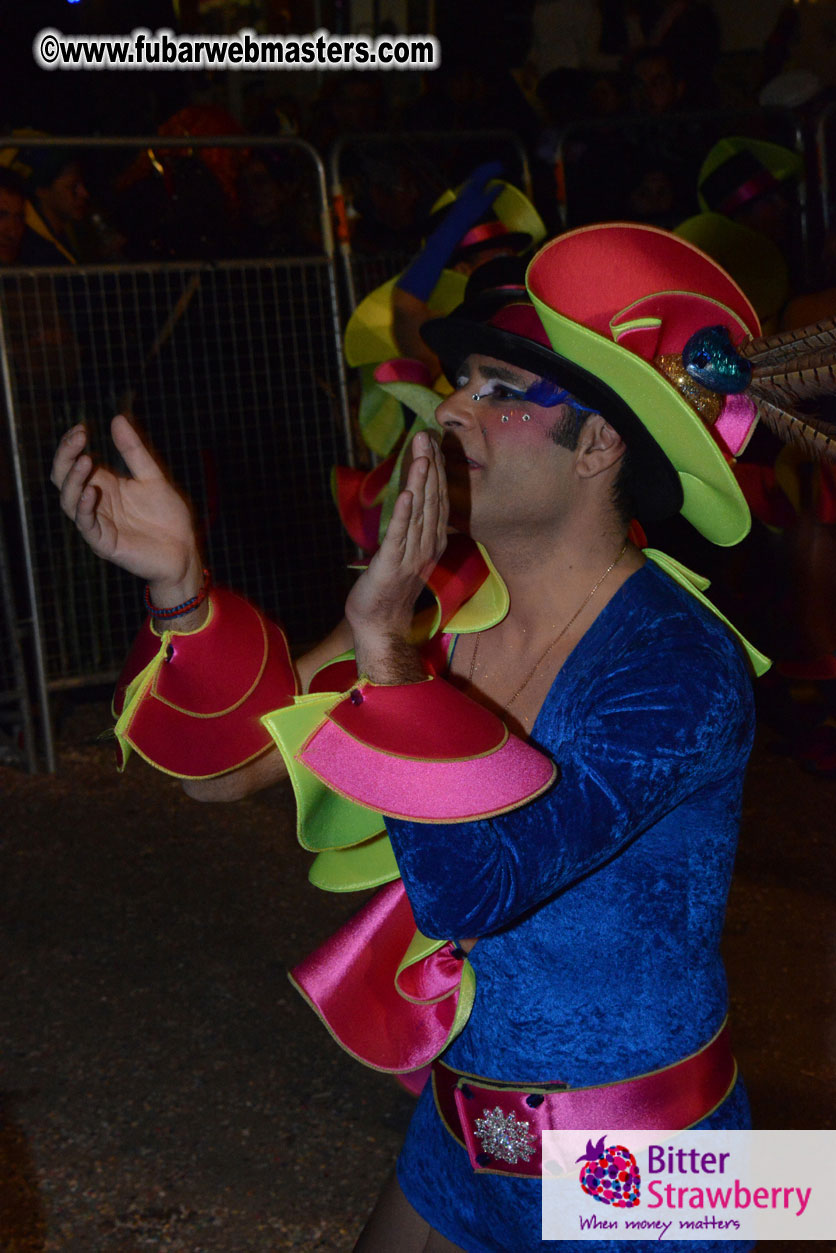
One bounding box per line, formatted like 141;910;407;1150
683;326;752;394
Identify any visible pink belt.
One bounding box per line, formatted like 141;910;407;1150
432;1019;737;1177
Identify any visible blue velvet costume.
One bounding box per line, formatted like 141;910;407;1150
386;562;756;1253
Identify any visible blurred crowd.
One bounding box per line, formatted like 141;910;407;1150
0;0;833;275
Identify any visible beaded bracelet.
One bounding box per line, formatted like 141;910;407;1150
144;568;211;620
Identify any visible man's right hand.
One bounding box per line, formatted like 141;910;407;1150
50;415;203;610
345;429;448;684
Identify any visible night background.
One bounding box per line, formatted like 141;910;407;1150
1;2;834;1250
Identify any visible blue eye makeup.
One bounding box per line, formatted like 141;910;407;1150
459;367;596;412
522;379;596;411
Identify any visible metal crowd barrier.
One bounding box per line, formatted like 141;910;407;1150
815;101;836;242
0;136;354;771
0;507;37;772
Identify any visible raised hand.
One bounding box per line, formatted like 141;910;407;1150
346;429;448;684
50;415;202;604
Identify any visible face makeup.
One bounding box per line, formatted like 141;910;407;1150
457;365;594;443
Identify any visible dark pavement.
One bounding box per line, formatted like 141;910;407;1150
1;696;834;1252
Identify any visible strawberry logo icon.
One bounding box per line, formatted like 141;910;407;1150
577;1135;641;1207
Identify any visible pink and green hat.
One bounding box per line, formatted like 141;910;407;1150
525;223;761;545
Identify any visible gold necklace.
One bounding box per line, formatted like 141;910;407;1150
468;543;628;708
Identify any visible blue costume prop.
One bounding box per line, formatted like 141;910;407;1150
397;162;504;302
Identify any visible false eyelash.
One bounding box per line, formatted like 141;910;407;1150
471;382;526;403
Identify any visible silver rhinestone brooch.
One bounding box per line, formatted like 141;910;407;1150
474;1106;537;1164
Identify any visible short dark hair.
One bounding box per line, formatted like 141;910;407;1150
0;166;26;199
550;404;638;526
548;403;586;452
629;44;681;78
611;445;638;526
20;148;82;191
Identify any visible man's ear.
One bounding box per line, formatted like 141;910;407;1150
574;415;626;481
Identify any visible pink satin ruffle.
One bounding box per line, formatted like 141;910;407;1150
289;880;466;1076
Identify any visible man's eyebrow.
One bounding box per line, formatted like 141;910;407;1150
474;363;529;387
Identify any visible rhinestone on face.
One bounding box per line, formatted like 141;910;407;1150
521;413;531;421
472;394;481;401
501;414;510;423
473;1106;537;1165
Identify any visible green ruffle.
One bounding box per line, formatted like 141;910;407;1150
644;549;770;676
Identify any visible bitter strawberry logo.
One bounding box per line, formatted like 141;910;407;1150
577;1135;641;1207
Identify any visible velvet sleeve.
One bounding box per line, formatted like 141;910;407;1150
384;622;755;940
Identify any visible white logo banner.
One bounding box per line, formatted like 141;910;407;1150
542;1129;835;1241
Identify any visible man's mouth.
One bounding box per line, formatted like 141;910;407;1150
443;440;482;472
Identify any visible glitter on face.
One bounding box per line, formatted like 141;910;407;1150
455;366;580;442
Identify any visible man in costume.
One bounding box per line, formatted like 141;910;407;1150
55;223;835;1252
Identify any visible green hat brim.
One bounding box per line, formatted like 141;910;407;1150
697;137;803;214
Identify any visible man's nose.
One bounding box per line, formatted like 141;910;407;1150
437;389;479;430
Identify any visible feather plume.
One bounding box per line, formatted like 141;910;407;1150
725;316;836;459
751;360;836;406
747;387;836;461
741;317;836;365
752;347;836;379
